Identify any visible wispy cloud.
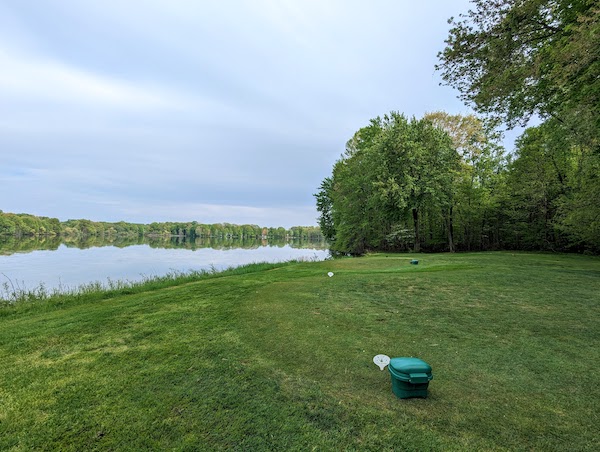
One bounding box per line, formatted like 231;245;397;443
0;47;187;111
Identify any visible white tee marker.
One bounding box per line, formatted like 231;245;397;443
373;354;390;371
327;272;334;277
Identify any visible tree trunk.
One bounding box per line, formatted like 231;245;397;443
448;205;455;252
412;208;420;252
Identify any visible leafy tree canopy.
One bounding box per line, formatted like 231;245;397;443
437;0;599;150
316;112;460;254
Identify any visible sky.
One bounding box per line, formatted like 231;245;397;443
0;0;509;228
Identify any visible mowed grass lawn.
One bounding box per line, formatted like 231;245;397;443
1;252;599;450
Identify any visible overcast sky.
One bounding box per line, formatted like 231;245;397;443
0;0;497;228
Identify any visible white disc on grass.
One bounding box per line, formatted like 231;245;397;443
373;354;390;371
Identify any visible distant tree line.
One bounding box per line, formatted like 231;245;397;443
0;212;323;241
0;212;62;237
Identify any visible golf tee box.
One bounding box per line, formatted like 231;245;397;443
388;357;433;399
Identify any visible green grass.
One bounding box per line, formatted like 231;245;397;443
1;252;599;450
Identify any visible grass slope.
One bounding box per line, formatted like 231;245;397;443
1;252;599;450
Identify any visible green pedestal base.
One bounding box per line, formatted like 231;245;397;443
391;378;429;399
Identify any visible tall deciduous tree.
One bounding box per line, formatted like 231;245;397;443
316;113;459;254
556;152;600;252
505;124;569;249
327;119;388;254
424;112;506;250
372;113;458;252
315;177;335;242
436;1;599;151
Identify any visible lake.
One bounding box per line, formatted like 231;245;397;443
0;236;329;295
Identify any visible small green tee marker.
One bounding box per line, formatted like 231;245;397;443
410;259;419;265
388;357;433;399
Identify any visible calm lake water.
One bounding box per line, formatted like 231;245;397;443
0;236;329;294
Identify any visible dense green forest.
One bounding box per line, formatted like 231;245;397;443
316;1;599;255
0;211;322;242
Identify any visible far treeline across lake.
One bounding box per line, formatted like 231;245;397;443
0;211;323;242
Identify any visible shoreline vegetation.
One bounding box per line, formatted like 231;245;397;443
0;260;305;308
1;252;598;449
